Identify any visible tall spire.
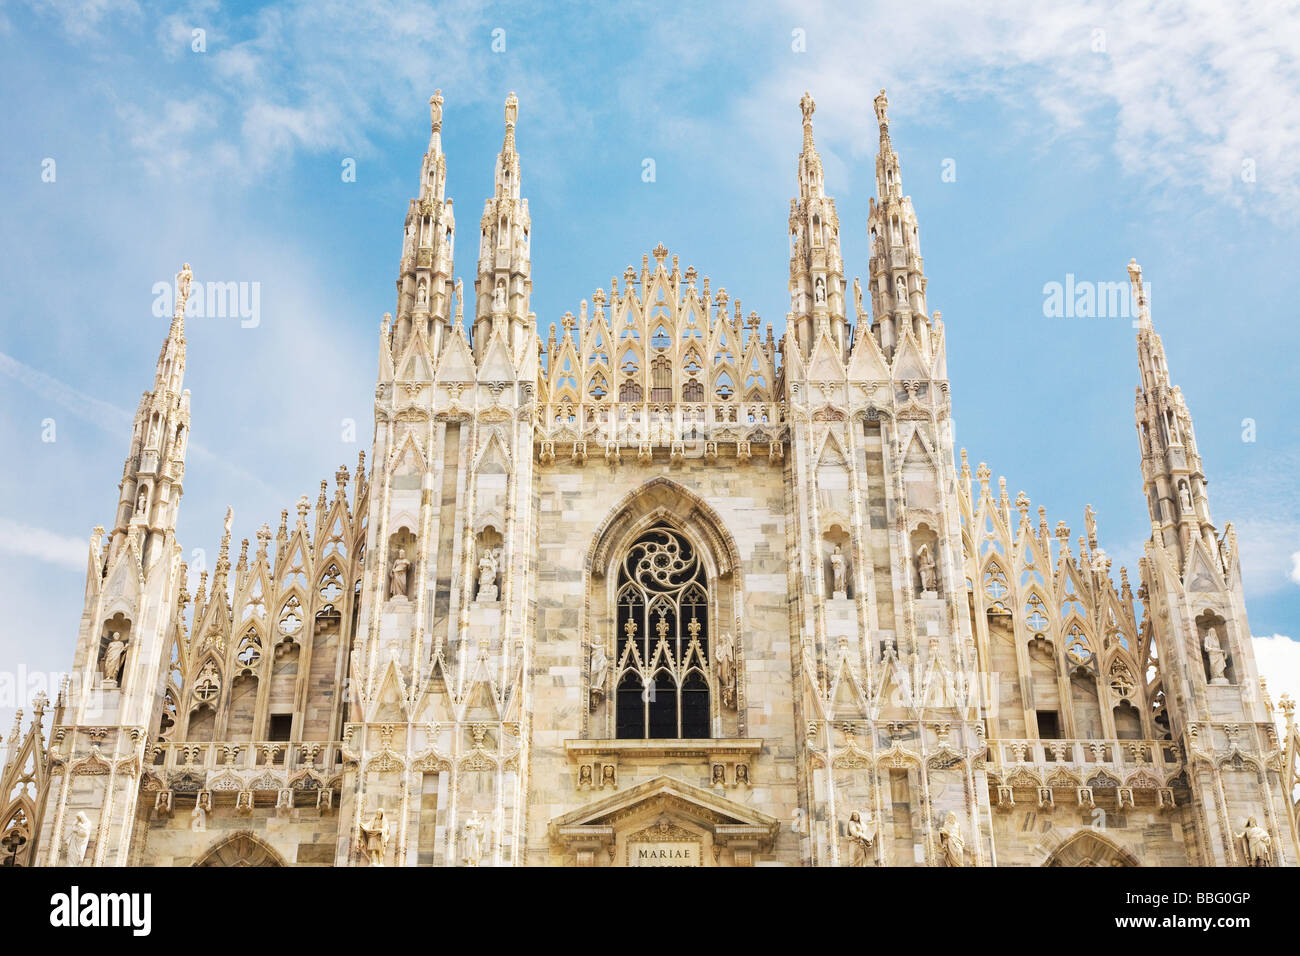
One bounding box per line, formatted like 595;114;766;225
1129;258;1215;562
474;91;533;360
392;89;456;360
788;91;846;357
865;89;930;358
109;262;193;567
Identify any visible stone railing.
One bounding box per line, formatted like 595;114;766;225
986;738;1182;810
148;739;343;776
536;401;785;438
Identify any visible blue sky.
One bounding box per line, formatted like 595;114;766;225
2;0;1299;730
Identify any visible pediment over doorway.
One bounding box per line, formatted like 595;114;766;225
548;774;779;866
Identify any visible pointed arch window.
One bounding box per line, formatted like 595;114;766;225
615;525;711;739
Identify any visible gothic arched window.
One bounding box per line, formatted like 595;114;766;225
615;525;711;739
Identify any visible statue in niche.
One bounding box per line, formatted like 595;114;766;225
916;543;938;593
588;638;608;709
135;487;148;515
462;811;488;866
938;812;965;867
66;812;91;864
814;276;826;304
417;280;428;307
1179;482;1193;512
847;810;876;866
389;548;410;599
477;546;500;601
102;632;127;685
829;546;847;597
1204;627;1228;684
1237;816;1272;866
190;803;207;832
712;764;725;787
577;764;593;789
715;632;737;710
493;279;507;312
735;763;749;786
359;807;390;867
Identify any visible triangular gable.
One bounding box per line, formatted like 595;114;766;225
434;327;475;381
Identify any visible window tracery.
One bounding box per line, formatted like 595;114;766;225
615;525;711;739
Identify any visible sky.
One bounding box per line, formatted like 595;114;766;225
1;0;1299;734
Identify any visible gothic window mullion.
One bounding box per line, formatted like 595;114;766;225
614;524;711;740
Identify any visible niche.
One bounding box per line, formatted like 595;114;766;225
187;704;215;742
387;527;417;600
1195;610;1234;685
910;524;940;596
474;525;504;602
1113;701;1142;740
823;524;851;599
99;613;132;684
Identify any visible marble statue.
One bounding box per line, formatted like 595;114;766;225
938;812;965;867
589;638;608;709
102;632;126;684
715;631;737;709
389;548;410;599
67;811;91;864
916;543;937;593
463;811;488;866
493;280;506;312
1237;816;1271;867
829;545;847;596
359;808;390;866
847;810;876;866
1204;627;1228;684
190;803;207;832
477;546;500;601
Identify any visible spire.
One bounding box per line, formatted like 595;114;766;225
109;262;193;566
788;91;846;358
392;89;456;361
866;89;930;359
474;91;533;361
1129;258;1215;563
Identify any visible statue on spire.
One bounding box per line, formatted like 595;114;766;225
874;88;889;125
429;89;443;131
800;91;815;126
505;91;518;128
175;262;193;317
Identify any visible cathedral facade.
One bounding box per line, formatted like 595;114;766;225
3;90;1295;868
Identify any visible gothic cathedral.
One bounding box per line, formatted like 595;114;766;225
3;90;1294;868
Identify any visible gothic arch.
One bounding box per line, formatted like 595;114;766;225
194;831;288;867
1041;828;1141;867
587;478;740;581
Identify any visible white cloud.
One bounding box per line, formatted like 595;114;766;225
0;516;88;569
1252;634;1300;725
757;0;1300;218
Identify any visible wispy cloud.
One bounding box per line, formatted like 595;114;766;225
0;516;87;569
753;0;1300;219
0;349;279;498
